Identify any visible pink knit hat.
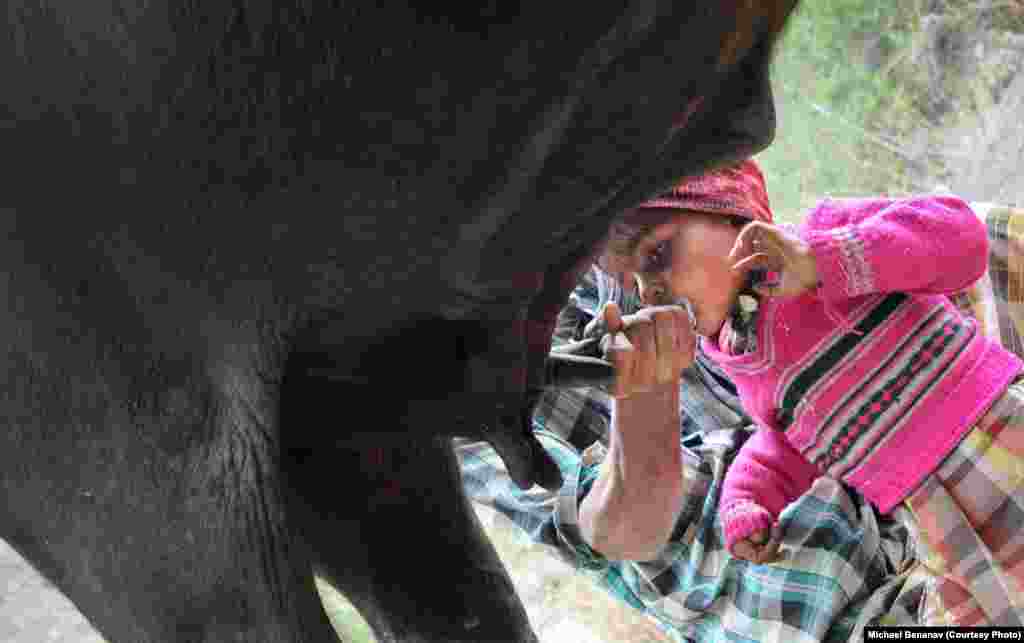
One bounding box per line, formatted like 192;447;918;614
638;158;773;223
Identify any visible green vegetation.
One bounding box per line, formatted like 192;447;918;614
757;0;1024;223
757;1;918;223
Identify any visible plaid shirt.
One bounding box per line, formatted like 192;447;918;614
458;265;930;643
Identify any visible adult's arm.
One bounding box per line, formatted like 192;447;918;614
579;385;684;561
577;300;694;560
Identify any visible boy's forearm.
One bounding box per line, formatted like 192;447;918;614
579;385;685;560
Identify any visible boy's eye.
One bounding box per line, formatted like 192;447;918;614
643;240;672;273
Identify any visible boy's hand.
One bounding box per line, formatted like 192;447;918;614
731;523;783;564
729;222;819;298
599;302;696;399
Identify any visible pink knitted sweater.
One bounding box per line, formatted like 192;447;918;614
704;195;1024;552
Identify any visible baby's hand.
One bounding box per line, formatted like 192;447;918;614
731;524;783;565
728;222;819;298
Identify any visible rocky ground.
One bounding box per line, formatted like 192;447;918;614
473;506;671;643
0;541;103;643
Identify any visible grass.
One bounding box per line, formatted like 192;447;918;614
755;1;920;224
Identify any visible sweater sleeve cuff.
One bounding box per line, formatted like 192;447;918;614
721;500;775;552
804;225;875;299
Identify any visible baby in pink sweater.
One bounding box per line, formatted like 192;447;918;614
603;159;1024;626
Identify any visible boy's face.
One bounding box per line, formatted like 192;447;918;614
629;210;747;337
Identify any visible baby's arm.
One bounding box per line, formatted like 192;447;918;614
720;428;819;556
802;195;987;299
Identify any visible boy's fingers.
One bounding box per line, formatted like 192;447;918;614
651;309;679;382
732;222;795;268
628;318;656;391
602;301;624;334
734;523;785;564
728;222;755;260
609;331;633;352
603;305;694;396
752;282;781;298
758;540;783;564
732;539;760;563
758;524;784;563
728;221;769;262
731;252;775;273
602;331;634;397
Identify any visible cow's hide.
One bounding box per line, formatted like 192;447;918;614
0;2;797;641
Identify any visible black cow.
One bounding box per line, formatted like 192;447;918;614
0;2;797;641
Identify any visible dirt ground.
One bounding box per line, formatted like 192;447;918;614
944;69;1024;206
0;541;104;643
474;506;672;643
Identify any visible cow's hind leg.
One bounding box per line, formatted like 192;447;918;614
0;411;345;643
280;433;537;643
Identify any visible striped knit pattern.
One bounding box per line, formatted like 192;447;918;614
710;286;1019;515
831;224;875;297
789;297;975;476
705;196;1024;515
